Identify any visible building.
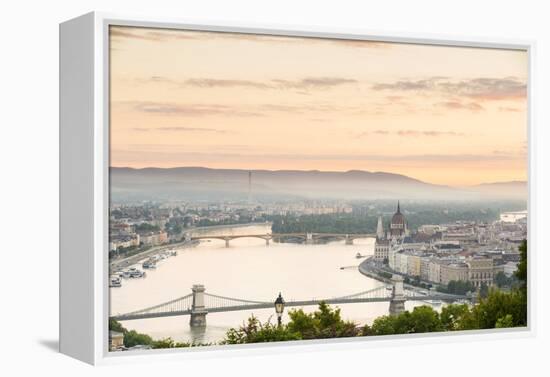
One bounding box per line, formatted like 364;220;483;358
139;230;168;246
109;234;140;252
418;224;446;235
374;238;390;262
466;256;494;287
500;210;528;223
406;253;422;277
428;260;442;284
440;262;469;285
389;201;408;240
396;252;408;274
374;203;408;262
420;257;431;281
109;331;124;351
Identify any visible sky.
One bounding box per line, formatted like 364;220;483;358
109;26;528;186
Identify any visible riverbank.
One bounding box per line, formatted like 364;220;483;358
358;257;393;285
109;240;198;271
110;222;270;271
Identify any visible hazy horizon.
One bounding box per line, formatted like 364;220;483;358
109;26;528;186
109;165;527;188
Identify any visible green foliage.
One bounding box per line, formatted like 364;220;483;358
271;214;378;234
109;318;126;333
269;202;518;235
165;222;183;236
378;271;393;280
440;304;472;331
495;314;515;329
222;302;360;344
365;306;443;336
479;283;489;299
437;280;474;295
515;240;527;287
402;276;431;290
151;338;195;349
196;216;267;227
494;271;515;288
123;330;153;348
109;319;206;349
287;302;360;339
134;223;160;232
470;288;527;329
222;316;301;344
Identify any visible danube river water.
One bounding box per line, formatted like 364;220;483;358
110;224;428;344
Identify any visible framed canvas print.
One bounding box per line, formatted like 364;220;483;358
60;12;534;365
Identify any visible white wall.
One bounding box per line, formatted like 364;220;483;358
1;0;549;375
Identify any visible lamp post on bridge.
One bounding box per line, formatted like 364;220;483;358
274;293;285;327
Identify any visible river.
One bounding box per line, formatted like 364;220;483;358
110;224;429;344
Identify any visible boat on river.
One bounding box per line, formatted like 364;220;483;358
109;276;122;287
126;267;146;278
142;260;157;269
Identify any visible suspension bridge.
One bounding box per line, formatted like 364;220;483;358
110;276;471;326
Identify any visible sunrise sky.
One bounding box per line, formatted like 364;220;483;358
109;26;528;186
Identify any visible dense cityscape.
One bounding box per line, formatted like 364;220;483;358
108;196;527;351
109;199;526;290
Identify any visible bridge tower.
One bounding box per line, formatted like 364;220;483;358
224;237;230;248
389;275;406;315
306;232;314;244
190;284;208;327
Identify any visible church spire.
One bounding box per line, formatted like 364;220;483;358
376;215;384;239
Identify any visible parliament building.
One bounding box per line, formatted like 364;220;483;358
374;201;409;262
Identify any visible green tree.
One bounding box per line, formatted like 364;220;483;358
222;316;301;345
366;315;399;336
479;282;489;299
287;302;359;339
515;240;527;287
438;280;474;295
368;306;442;335
151;338;194;349
495;314;515;329
109;318;126;333
134;223;160;232
494;271;513;288
440;304;471;331
469;289;527;329
123;330;153;348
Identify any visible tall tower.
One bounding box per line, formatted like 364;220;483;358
376;215;384;239
390;201;407;239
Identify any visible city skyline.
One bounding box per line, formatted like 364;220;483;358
109;26;528;186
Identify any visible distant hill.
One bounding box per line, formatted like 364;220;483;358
466;181;527;200
109;167;526;202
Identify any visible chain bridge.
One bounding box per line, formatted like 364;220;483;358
110;277;470;326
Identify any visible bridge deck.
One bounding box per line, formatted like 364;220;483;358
111;294;467;321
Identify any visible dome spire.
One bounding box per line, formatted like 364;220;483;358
397;200;401;214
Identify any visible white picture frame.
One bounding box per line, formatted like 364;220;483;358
59;11;536;365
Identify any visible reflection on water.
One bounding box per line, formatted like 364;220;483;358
110;224;428;344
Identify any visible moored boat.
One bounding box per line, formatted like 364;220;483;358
109;276;122;287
